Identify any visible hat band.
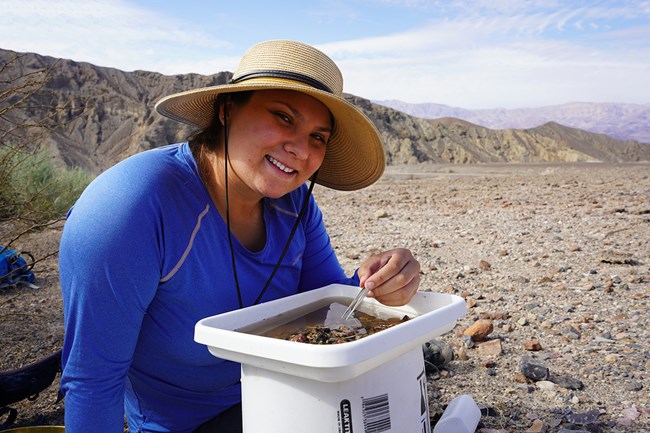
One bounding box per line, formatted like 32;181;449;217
231;70;333;93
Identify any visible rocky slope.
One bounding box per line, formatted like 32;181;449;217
375;100;650;144
353;94;650;164
2;48;650;175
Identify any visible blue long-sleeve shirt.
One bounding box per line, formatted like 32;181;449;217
59;143;357;433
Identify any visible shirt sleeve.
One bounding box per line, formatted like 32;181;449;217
59;158;164;433
297;193;360;291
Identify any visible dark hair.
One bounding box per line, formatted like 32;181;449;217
188;91;253;153
188;91;253;182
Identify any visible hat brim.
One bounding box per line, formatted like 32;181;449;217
155;79;385;191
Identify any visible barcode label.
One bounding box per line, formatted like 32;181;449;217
362;393;391;432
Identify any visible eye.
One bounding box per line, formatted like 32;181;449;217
311;133;329;145
311;133;328;145
275;111;292;124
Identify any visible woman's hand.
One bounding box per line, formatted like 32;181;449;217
357;248;420;306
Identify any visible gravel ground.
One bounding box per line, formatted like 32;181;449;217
1;162;649;432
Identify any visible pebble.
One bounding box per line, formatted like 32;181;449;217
519;356;550;381
549;374;584;390
525;419;546;433
536;381;556;392
624;381;643;391
523;339;542;351
456;345;468;361
565;409;600;425
539;320;553;329
463;319;494;342
477;339;503;358
479;259;492;271
374;209;389;218
461;334;475;349
422;339;454;372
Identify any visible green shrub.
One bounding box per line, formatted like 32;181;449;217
0;145;94;223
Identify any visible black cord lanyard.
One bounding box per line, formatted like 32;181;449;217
222;108;319;309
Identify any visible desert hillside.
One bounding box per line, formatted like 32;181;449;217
2;47;649;176
375;99;650;144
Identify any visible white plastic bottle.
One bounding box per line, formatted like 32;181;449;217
432;394;481;433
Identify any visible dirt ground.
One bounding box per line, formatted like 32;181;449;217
1;162;649;432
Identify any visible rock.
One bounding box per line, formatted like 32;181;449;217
525;418;546;433
536;381;556;392
478;339;503;358
616;417;634;427
422;339;454;373
523;339;542;351
456;345;468;361
519;356;549;381
374;209;389;218
549;373;584;390
479;259;491;271
565;409;600;425
482;359;497;368
564;325;581;339
620;405;640;422
463;319;494;342
624;381;643;391
462;334;475;349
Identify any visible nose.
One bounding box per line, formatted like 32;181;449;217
283;134;310;160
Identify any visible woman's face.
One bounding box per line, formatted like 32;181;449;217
222;89;332;199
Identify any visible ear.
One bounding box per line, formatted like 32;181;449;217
217;103;226;126
217;96;233;126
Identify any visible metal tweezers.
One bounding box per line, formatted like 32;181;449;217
341;287;369;320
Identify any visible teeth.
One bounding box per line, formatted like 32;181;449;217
267;156;295;173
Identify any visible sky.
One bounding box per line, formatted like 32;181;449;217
1;0;649;109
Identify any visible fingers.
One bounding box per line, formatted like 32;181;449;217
358;248;421;306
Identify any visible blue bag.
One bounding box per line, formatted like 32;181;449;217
0;246;37;289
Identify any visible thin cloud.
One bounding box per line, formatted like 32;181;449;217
0;0;230;71
0;0;647;107
312;2;649;106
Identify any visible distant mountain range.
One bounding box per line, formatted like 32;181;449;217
1;47;649;174
374;100;650;144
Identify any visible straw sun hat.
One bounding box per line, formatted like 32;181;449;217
155;40;385;191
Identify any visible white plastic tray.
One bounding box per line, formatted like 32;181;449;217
195;283;466;382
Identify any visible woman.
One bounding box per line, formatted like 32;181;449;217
59;40;420;433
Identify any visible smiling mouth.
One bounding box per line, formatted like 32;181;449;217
266;155;295;174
